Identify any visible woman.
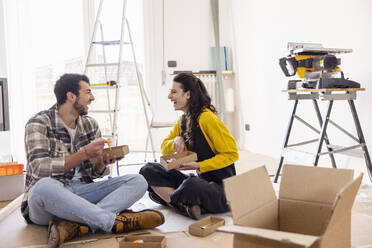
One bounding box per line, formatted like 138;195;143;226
140;73;238;219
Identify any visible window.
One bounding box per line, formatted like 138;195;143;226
6;0;148;164
30;0;86;111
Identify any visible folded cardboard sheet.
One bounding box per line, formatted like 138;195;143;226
119;235;166;248
189;216;225;237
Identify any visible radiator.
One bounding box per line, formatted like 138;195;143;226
196;73;235;112
196;74;216;106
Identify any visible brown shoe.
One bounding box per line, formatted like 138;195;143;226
172;203;201;220
47;219;89;248
185;205;201;220
112;209;165;234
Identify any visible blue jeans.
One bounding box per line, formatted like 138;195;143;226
27;174;148;232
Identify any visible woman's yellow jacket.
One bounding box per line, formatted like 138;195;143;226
161;108;239;173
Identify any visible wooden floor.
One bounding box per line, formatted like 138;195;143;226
1;150;372;248
0;200;11;210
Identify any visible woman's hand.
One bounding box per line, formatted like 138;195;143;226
173;136;185;153
177;162;199;170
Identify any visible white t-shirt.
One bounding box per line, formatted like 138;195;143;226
62;121;82;179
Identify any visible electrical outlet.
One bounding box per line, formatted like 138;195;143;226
168;60;177;67
245;124;250;131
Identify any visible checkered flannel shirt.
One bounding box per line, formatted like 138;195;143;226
21;104;109;223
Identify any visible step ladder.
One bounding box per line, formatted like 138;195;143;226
84;0;157;173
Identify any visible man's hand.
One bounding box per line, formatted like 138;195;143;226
177;162;199;171
65;138;107;173
94;154;125;174
173;136;185;153
84;138;107;158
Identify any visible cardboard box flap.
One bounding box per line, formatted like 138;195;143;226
323;174;363;233
218;225;319;247
223;166;276;224
279;164;354;204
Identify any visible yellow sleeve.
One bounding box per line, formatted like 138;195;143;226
160;118;181;155
197;110;239;173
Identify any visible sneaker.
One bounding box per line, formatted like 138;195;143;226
148;191;168;206
172;203;201;220
47;219;89;248
112;209;165;234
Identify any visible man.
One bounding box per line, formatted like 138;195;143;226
22;73;164;247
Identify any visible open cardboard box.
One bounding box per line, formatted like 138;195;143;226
159;151;197;170
189;216;225;237
218;164;363;248
119;235;166;248
90;145;129;165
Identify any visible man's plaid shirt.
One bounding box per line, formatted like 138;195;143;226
21;104;109;223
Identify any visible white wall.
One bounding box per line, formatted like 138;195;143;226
144;0;233;111
144;0;241;144
231;0;372;178
144;0;217;125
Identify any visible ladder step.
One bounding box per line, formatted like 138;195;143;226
90;85;120;89
86;63;119;67
151;122;174;128
102;134;117;138
92;40;131;46
89;110;118;113
326;144;365;158
282;147;316;164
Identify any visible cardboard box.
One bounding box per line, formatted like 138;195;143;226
218;164;362;248
159;151;197;170
119;235;166;248
0;174;24;201
90;145;129;165
189;216;225;237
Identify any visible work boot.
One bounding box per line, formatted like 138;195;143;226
172;203;201;220
47;219;89;248
112;209;165;234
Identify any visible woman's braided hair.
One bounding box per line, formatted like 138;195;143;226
173;73;217;149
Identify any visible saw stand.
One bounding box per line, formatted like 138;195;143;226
274;88;372;183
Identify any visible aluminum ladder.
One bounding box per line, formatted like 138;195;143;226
84;0;157;173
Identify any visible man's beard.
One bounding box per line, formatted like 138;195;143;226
73;97;88;116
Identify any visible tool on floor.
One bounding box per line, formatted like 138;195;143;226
279;42;360;89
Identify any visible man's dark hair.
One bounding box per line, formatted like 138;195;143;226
54;73;90;105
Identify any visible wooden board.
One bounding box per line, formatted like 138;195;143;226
89;145;129;165
282;88;365;93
